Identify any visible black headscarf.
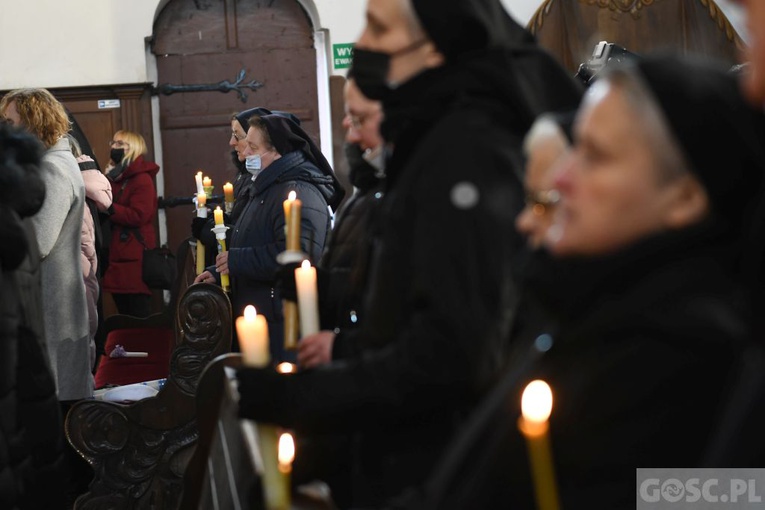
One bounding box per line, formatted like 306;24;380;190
631;54;765;233
235;107;302;133
258;114;345;209
381;0;582;171
411;0;534;62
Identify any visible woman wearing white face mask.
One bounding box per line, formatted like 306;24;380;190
195;114;344;362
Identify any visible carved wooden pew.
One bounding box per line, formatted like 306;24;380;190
180;354;336;510
65;283;232;509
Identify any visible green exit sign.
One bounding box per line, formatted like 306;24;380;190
333;43;354;70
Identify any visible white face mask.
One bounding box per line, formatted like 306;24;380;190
245;152;267;178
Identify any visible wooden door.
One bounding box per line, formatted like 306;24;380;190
152;0;319;253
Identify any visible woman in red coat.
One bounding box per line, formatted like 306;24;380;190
102;130;159;317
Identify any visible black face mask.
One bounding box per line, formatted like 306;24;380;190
110;148;125;164
350;39;430;101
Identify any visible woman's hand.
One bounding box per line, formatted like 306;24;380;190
194;270;216;284
297;331;336;368
216;251;229;275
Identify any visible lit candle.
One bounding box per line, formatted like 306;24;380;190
277;432;295;508
211;206;230;292
236;305;270;367
276;362;296;374
295;260;319;336
283;191;301;351
223;182;235;214
195;171;204;195
223;182;234;202
283;190;296;222
203;176;212;187
278;432;295;473
518;380;560;510
287;199;302;252
196;191;207;275
257;428;293;510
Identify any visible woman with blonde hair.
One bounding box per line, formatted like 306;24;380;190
102;129;159;317
0;88;93;402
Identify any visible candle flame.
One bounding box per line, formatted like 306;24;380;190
244;305;257;320
288;190;297;201
277;362;296;374
278;432;295;466
197;171;202;176
301;259;311;270
521;380;553;423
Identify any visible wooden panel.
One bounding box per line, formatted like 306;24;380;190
528;0;744;73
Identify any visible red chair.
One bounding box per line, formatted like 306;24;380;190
94;314;175;387
94;238;196;388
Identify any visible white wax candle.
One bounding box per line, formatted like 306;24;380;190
197;191;207;218
195;172;204;195
295;260;320;336
236;305;270;367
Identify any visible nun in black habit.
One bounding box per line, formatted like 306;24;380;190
236;0;581;507
390;54;765;510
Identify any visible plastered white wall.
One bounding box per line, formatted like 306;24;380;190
0;0;747;89
0;0;547;90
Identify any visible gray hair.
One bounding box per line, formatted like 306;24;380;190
523;114;569;158
401;0;427;41
600;66;692;183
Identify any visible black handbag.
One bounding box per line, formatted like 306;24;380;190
130;228;177;290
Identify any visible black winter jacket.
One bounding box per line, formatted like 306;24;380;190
226;150;336;361
398;225;752;510
318;144;384;340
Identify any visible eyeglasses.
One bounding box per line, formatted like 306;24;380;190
109;140;130;148
524;189;560;216
231;131;246;141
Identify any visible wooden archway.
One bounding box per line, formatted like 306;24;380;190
528;0;744;73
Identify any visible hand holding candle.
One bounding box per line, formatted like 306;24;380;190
295;260;320;337
236;306;270;367
212;206;230;292
518;380;560;510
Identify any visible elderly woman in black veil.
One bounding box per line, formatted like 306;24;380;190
196;114;343;362
396;54;765;510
